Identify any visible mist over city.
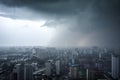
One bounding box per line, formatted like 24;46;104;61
0;0;120;80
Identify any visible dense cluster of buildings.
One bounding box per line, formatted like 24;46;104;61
0;47;119;80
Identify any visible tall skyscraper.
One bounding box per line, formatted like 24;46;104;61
69;64;78;79
24;64;33;80
69;64;86;79
45;61;52;76
55;60;60;75
111;55;119;79
12;63;24;80
86;68;95;80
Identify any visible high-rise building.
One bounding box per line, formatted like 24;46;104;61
111;55;119;79
12;63;24;80
86;68;95;80
24;64;33;80
55;60;60;75
69;64;86;79
14;64;20;80
12;69;18;80
45;61;52;76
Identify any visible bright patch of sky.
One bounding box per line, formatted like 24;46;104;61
0;16;55;46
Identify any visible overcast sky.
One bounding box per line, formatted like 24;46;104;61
0;0;120;48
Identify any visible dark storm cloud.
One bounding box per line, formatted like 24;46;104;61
1;0;118;29
0;0;120;14
0;0;120;47
0;0;101;16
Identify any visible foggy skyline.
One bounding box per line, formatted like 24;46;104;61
0;0;120;48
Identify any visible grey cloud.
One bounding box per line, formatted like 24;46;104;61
0;0;120;47
0;0;120;14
